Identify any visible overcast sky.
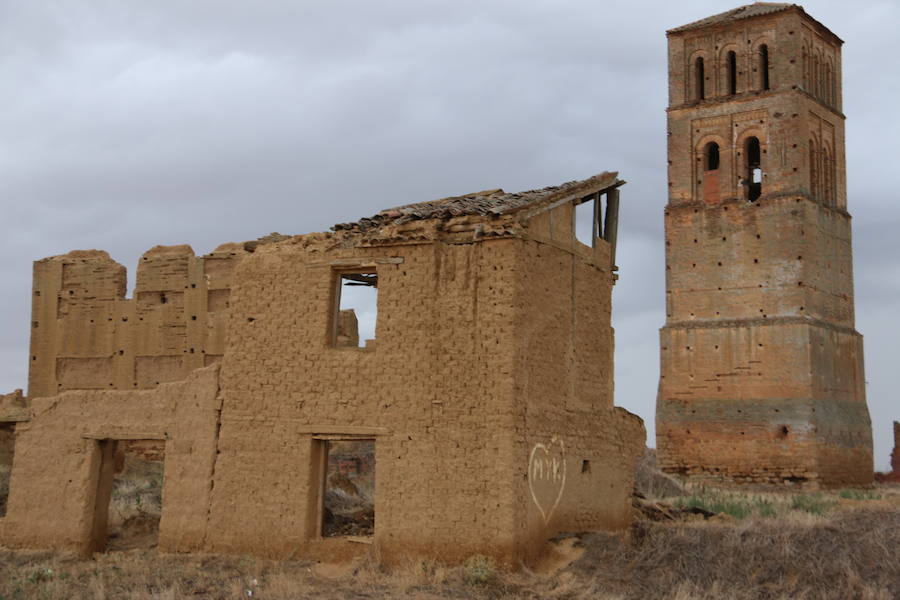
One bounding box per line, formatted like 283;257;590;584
1;1;897;469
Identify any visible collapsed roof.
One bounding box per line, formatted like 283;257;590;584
333;171;623;233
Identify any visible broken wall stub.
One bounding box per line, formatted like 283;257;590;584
1;172;644;567
28;244;245;399
657;4;872;486
0;390;26;423
0;366;221;553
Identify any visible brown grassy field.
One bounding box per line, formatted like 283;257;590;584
2;459;899;599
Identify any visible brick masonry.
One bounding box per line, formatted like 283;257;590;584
657;4;873;486
0;174;644;567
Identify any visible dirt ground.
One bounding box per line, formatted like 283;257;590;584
1;482;898;599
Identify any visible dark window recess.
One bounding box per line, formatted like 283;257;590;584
760;44;770;90
727;51;737;95
705;142;720;171
745;137;762;202
695;57;705;100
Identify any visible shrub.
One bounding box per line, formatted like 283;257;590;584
462;554;496;586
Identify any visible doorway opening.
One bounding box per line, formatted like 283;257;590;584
318;438;375;538
0;423;15;517
91;439;166;552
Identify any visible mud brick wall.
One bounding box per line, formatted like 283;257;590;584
204;201;642;567
508;224;644;564
204;237;524;564
9;176;641;564
658;7;872;486
0;366;220;553
28;245;244;398
0;390;26;422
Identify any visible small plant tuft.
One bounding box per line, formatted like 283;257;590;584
26;568;53;584
838;488;881;501
790;493;834;515
462;554;496;586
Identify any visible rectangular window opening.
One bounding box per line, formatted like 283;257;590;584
574;194;600;248
0;423;15;518
91;439;166;552
333;271;378;349
320;438;375;538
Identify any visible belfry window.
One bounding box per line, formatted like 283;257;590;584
759;45;770;90
695;57;705;100
704;142;720;171
727;51;737;95
745;137;762;202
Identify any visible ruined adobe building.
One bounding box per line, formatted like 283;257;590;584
656;3;873;486
0;173;645;566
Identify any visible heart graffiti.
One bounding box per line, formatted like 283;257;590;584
528;437;567;525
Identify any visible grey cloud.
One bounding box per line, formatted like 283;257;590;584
0;0;897;468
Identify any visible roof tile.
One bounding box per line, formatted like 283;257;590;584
668;3;795;34
333;172;622;232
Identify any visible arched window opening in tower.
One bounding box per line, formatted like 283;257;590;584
745;137;762;202
759;45;770;90
727;51;737;95
695;57;705;100
705;142;720;171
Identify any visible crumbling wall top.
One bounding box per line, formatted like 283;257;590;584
142;244;195;257
0;389;27;422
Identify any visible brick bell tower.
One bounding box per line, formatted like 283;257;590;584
656;3;872;486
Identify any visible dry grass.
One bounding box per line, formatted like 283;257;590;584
3;460;899;600
2;499;899;599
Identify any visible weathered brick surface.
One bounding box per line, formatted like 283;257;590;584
28;245;245;399
657;5;872;486
0;390;26;423
205;202;644;566
1;174;644;567
0;366;221;552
